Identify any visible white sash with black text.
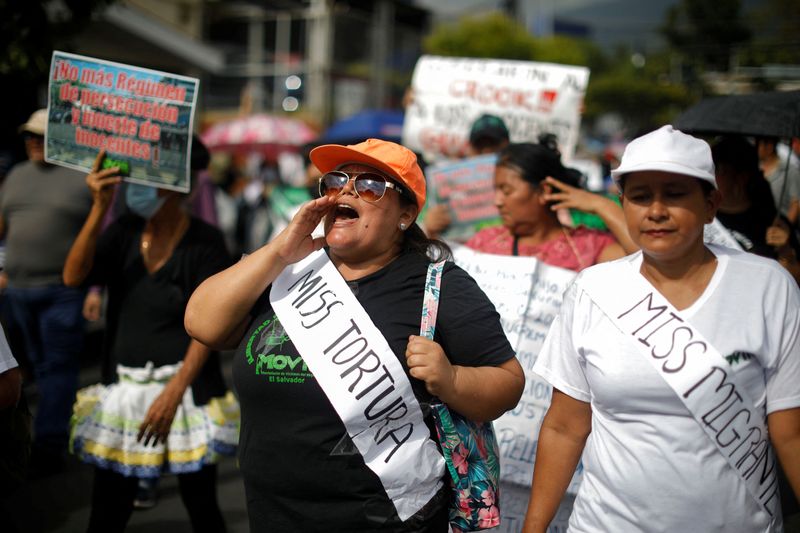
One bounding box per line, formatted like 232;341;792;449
270;249;445;521
580;259;780;524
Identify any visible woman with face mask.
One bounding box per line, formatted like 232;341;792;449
62;151;239;533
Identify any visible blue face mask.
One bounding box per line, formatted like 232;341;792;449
125;183;167;219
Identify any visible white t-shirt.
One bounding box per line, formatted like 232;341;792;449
0;324;18;374
533;246;800;533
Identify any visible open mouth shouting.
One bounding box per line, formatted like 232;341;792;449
331;202;360;225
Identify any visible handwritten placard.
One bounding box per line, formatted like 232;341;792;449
451;244;582;526
426;154;500;242
403;56;589;162
46;51;199;192
493;485;575;533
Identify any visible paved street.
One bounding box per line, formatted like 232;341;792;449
3;332;800;533
3;338;249;533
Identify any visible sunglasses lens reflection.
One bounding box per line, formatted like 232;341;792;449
319;172;389;202
353;174;387;202
320;172;348;197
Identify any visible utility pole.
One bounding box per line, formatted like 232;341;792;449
247;12;266;112
272;12;292;112
306;0;333;122
369;0;394;109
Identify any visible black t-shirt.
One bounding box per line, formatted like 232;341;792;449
89;214;232;403
232;250;516;532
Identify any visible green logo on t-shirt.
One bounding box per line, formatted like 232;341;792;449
245;315;313;384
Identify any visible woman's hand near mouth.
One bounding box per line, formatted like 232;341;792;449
272;196;333;265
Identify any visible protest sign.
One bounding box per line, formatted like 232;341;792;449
451;244;581;529
494;487;574;533
403;56;589;162
46;51;199;192
426;154;500;241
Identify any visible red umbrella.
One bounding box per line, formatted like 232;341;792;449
201;114;317;158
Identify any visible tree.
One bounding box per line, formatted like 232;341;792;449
0;0;115;161
423;12;539;61
660;0;751;87
0;0;115;79
741;0;800;66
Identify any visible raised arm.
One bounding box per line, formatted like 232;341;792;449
184;195;333;350
542;176;638;255
63;151;121;287
523;389;592;533
405;336;524;421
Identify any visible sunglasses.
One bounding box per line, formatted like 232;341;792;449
318;170;404;203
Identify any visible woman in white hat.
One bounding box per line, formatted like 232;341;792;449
523;126;800;532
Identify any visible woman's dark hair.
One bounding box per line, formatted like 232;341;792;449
711;135;761;179
396;183;452;262
495;143;572;189
712;135;777;215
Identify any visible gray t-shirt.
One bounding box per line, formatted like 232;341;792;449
765;155;800;218
0;323;17;374
0;161;92;287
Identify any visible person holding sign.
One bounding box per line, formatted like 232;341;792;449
185;139;524;532
524;126;800;532
466;142;625;270
62;152;239;533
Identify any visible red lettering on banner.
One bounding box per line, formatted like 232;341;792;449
59;82;79;102
74;127;151;160
538;90;558;112
54;60;78;81
138;121;161;141
448;80;535;110
419;129;468;158
79;67;114;88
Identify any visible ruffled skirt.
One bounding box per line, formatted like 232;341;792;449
70;362;239;478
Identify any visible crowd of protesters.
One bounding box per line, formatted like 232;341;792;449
0;105;798;533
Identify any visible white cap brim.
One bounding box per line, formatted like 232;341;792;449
611;160;717;188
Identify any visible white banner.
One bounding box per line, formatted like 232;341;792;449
270;250;444;520
403;56;589;162
451;244;581;529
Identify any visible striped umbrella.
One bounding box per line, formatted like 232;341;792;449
201;114;317;158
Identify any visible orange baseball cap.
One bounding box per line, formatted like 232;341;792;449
310;138;426;210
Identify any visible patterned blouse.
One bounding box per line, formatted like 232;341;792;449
465;225;616;272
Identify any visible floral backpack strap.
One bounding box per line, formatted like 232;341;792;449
420;260;446;341
419;261;459;480
420;260;502;532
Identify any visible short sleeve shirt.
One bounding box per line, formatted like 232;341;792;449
232;250;516;532
533;247;800;532
88;215;232;400
0;324;17;374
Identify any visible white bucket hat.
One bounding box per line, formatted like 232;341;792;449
18;109;48;136
611;125;717;189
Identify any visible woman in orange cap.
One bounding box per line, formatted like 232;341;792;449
186;138;524;532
